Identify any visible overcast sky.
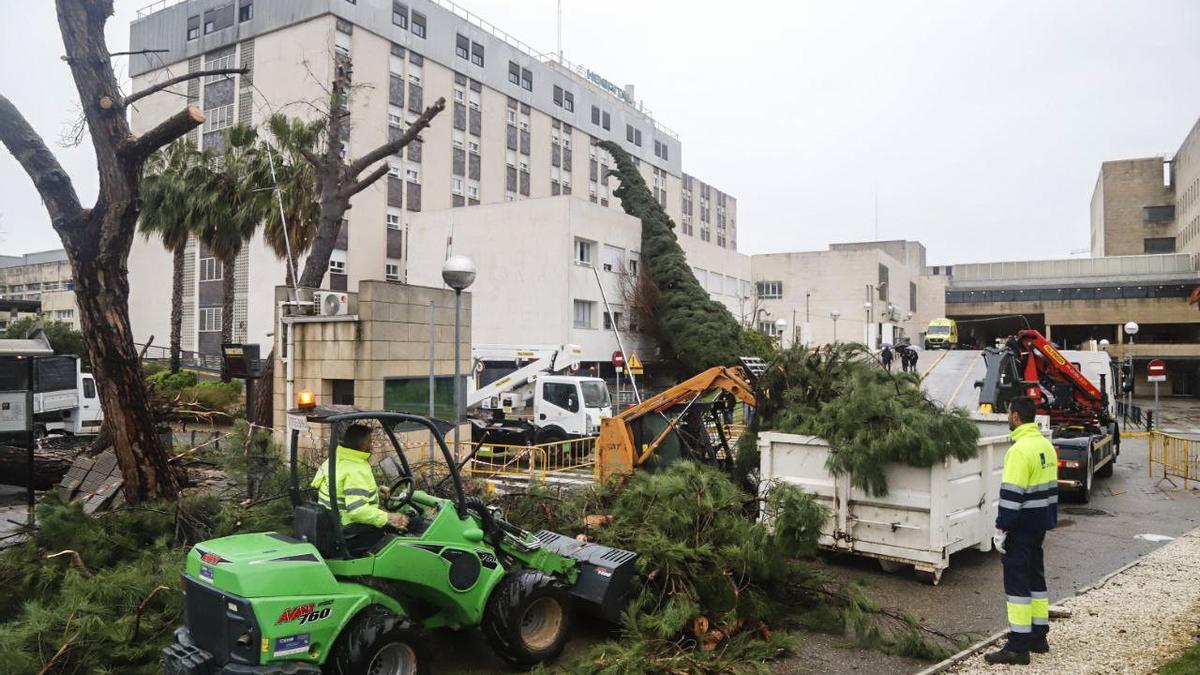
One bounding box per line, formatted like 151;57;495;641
2;0;1198;265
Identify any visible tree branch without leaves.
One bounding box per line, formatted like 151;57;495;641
0;94;83;230
122;67;248;108
343;161;389;199
126;105;204;161
346;97;445;177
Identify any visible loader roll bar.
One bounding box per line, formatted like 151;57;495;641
293;410;466;558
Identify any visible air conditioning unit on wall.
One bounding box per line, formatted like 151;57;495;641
313;291;350;317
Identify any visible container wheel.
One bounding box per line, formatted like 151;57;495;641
1096;457;1114;478
325;606;430;675
482;570;572;670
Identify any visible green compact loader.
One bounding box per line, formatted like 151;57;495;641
162;407;637;674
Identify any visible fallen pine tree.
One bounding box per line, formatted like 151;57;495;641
505;463;966;674
736;343;980;496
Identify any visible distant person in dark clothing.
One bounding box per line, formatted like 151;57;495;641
880;345;893;372
1005;335;1020;353
906;347;919;373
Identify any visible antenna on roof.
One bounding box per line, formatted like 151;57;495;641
557;0;563;64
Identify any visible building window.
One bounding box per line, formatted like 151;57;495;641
553;85;563;107
456;34;469;59
329;379;355;405
563;91;573;112
910;282;917;312
591;105;600;126
756;281;783;299
406;167;419;182
602;111;610;130
199;307;222;332
521;68;532;91
385;263;401;281
386;212;401;230
203;104;234;132
204;19;215;34
467;183;479;199
574;238;593;265
1144;236;1176;253
410;11;425;37
1143;205;1175;223
199;257;222;281
187;15;199;40
878;264;889;301
603;311;622;330
238;1;252;22
470;41;484;67
329;259;346;274
508;60;520;85
573;300;594;329
452;176;464;195
392;1;408;28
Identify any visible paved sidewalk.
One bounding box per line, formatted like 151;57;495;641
945;527;1200;674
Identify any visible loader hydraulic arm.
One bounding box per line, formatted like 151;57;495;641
1016;329;1104;410
595;366;756;482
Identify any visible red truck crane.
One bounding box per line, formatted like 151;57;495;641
977;329;1120;503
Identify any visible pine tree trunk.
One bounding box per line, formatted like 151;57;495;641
220;252;236;381
252;351;275;428
169;242;185;372
297;196;346;289
68;237;180;502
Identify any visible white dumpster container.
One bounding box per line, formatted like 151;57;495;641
759;431;1012;584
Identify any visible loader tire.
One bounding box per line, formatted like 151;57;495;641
325;605;430;675
482;570;572;670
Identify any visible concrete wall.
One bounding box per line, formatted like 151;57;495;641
1089;158;1175;256
274;280;470;455
405;195;750;364
751;241;939;347
1175;118;1200;254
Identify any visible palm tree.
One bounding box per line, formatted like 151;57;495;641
140;140;201;373
261;113;322;285
192;125;269;381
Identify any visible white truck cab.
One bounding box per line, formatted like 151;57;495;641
532;375;612;442
468;344;612;446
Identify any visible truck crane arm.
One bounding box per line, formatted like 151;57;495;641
467;344;584;409
595;366;756;481
978;330;1108;427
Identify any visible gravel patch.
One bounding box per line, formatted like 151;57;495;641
946;527;1200;675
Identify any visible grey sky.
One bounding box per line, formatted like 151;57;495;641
2;0;1198;265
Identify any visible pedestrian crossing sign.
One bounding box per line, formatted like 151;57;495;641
628;352;644;375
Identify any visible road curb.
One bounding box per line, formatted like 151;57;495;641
913;551;1158;675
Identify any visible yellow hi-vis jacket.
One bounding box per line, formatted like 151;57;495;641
997;423;1059;532
311;445;388;528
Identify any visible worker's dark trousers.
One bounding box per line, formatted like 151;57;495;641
1002;529;1048;652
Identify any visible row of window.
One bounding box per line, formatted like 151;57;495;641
390;2;427;38
186;1;253;40
552;85;575;112
946;284;1195;304
0;280;73;293
455;34;484;66
571;299;629;331
507;61;533;91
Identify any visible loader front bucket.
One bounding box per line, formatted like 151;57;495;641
534;530;638;624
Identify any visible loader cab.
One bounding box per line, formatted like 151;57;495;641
285;401;469;560
533;375;611;441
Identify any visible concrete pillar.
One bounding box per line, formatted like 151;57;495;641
1044;325;1052;342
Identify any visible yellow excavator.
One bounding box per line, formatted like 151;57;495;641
595;364;758;482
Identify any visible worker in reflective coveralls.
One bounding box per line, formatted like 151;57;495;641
312;424;425;555
986;396;1057;666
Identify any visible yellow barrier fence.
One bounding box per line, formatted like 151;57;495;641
1148;431;1199;489
453;436;599;483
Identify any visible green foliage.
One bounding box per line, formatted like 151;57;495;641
142;361;168;378
188;381;244;416
1160;640;1200;675
147;369;198;391
3;318;89;369
0;449;298;675
738;344;979;496
599;141;745;372
739;326;779;361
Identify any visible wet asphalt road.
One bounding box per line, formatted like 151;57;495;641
432;435;1200;675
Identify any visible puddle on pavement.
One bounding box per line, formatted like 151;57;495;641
1061;507;1114;517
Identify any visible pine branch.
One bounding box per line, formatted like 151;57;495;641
122;67;248;107
0;93;84;230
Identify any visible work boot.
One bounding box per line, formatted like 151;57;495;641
984;648;1030;665
1030;637;1049;653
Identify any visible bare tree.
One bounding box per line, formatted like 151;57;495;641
292;58;446;288
0;0;245;503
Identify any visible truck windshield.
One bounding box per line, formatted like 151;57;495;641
929;325;951;335
581;381;611;408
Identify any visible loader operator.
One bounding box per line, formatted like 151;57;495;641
985;396;1057;666
312;424;428;555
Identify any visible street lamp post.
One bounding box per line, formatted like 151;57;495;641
442;255;477;460
830;310;841;343
1123;321;1138;424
